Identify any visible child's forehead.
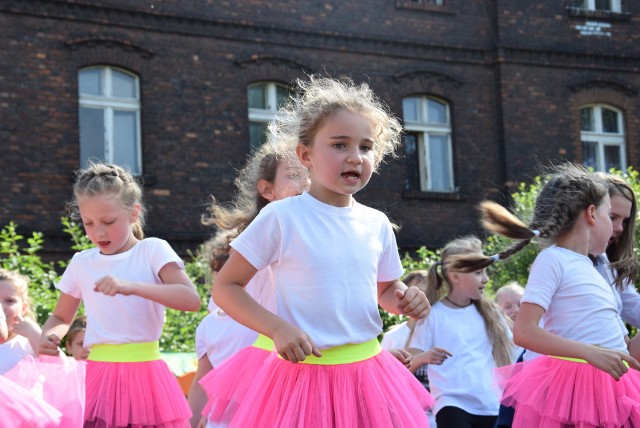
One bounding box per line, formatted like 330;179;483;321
0;280;20;296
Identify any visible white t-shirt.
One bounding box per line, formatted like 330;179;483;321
56;238;184;347
0;335;34;374
381;321;411;350
522;246;627;356
411;302;504;416
196;268;276;367
595;253;640;330
231;192;404;349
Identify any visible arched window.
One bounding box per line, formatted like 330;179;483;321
247;82;291;149
78;66;141;175
570;0;621;12
581;104;626;172
402;96;454;192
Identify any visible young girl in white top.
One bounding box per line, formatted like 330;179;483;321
410;237;513;428
204;75;433;427
0;288;63;427
39;162;201;428
189;140;309;428
475;163;640;427
0;268;41;374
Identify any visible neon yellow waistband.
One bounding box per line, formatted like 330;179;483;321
291;339;381;365
88;341;161;362
550;355;629;368
252;334;275;351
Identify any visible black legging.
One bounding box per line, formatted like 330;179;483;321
436;406;498;428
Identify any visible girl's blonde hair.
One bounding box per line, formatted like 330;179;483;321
201;141;304;271
71;162;146;240
495;282;524;303
0;269;35;321
424;237;513;367
598;173;638;290
270;75;403;170
454;163;610;274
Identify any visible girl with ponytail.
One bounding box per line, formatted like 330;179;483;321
409;236;513;428
477;162;640;427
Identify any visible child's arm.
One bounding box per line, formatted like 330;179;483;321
213;250;321;363
0;306;7;343
378;280;430;319
39;292;81;356
188;355;213;428
12;316;42;353
515;302;640;380
407;346;453;374
93;262;200;311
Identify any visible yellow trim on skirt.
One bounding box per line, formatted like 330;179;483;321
88;341;161;362
551;355;629;368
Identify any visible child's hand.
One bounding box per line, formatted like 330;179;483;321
196;416;207;428
94;276;135;296
389;348;412;368
394;287;430;319
272;323;322;364
11;316;41;339
423;346;453;365
39;333;62;356
585;345;640;380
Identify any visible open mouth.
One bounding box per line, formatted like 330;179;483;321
342;171;360;183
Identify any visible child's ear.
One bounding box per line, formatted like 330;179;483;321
258;179;276;202
296;143;312;169
585;204;597;225
130;203;141;223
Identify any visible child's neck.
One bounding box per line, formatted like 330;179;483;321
554;228;590;256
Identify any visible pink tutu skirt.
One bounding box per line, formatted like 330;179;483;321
496;355;640;427
5;354;85;427
0;374;62;428
85;359;191;428
202;340;433;428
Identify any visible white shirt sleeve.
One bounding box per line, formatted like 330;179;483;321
522;249;562;311
409;317;434;351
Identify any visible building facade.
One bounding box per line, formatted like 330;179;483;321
1;0;638;255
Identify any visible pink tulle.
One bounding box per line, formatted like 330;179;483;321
84;359;191;428
5;354;85;427
203;347;432;428
200;346;272;425
0;374;62;428
495;356;640;428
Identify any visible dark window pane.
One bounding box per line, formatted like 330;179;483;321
427;99;447;124
248;85;267;109
403;98;419;122
79;69;102;96
113;111;139;174
604;145;621;171
112;70;137;98
275;85;290;109
580;108;594;131
601;108;619;133
402;133;420;191
79;107;105;166
595;0;611;10
583;141;597;170
249;121;268;149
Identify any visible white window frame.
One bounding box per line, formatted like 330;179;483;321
403;96;454;192
581;104;626;172
78;66;142;175
575;0;621;12
248;82;288;148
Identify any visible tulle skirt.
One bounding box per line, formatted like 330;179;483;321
85;359;191;428
496;355;640;427
0;374;62;428
4;354;85;427
202;341;433;428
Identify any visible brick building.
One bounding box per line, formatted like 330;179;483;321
1;0;639;256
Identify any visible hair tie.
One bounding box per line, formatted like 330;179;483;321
490;254;500;262
532;229;541;237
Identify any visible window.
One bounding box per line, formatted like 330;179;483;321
247;82;291;149
403;96;454;192
78;66;142;175
569;0;621;12
581;104;626;172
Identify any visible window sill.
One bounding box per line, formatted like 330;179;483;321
395;1;454;15
402;189;464;201
565;6;631;21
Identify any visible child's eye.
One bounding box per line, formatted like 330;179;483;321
360;145;372;152
104;220;115;225
333;143;346;149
